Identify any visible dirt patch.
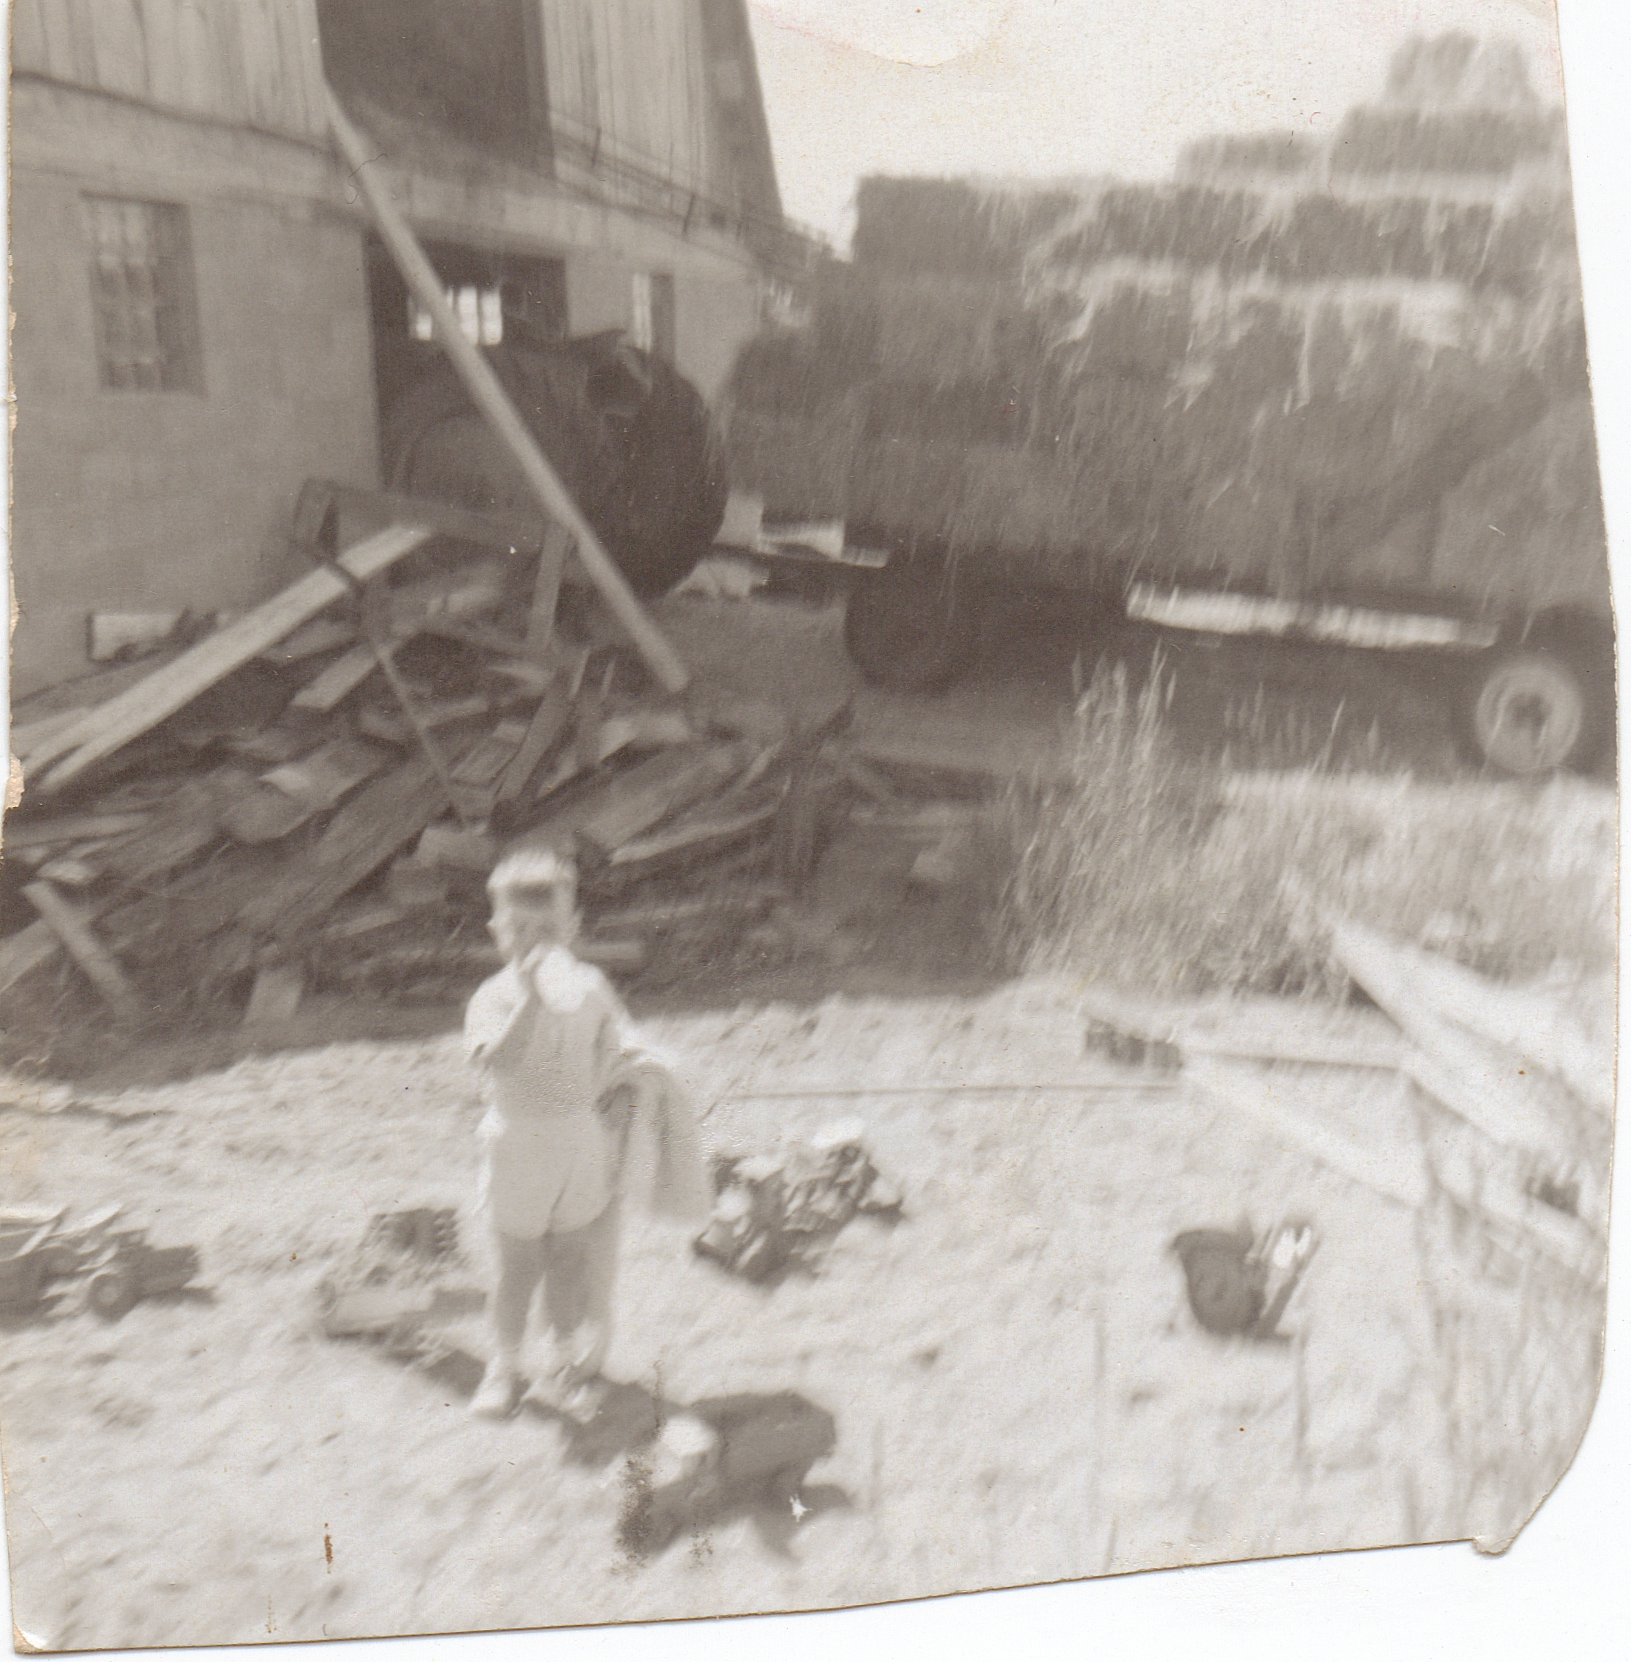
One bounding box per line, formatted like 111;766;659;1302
5;977;1595;1649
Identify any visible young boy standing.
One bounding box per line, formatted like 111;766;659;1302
463;847;633;1421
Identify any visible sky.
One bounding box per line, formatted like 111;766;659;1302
746;0;1565;247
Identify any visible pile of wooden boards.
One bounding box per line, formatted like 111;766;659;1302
2;481;861;1028
1081;920;1612;1286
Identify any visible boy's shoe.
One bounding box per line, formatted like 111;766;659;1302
559;1374;608;1425
469;1359;522;1421
523;1364;607;1424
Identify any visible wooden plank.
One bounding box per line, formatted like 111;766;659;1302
9;650;186;741
289;643;385;713
35;857;100;888
578;744;750;857
1341;938;1610;1119
327;89;689;695
359;696;491;747
1077;987;1411;1074
260;741;392;808
1188;1058;1429;1212
1194;1059;1604;1285
300;480;549;558
0;921;62;999
243;962;305;1026
496;681;574;805
99;770;254;885
102;845;286;955
450;721;529;788
525;524;573;658
259;618;356;666
236;759;452;943
11;707;92;762
23;882;142;1021
829;748;905;805
1329;918;1599;1178
588;884;783;936
29;525;432;791
607;796;781;871
224;725;323;765
222;740;391;845
414;824;500;873
2;811;150;849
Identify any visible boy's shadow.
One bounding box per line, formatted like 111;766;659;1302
419;1348;850;1558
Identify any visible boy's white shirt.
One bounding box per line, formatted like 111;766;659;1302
465;946;615;1070
463;946;711;1222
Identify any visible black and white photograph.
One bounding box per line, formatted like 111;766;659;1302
0;0;1624;1653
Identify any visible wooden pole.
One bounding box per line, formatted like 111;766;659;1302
326;85;689;696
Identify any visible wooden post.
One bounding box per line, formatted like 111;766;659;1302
525;523;573;661
326;86;689;696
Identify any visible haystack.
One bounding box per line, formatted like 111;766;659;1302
721;34;1601;612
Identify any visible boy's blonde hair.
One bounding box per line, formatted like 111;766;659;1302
488;846;577;914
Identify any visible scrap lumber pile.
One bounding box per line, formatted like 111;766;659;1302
2;483;856;1027
722;34;1603;618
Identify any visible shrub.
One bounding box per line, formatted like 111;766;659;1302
987;663;1614;998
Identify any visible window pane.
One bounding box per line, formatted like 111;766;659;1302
83;196;203;393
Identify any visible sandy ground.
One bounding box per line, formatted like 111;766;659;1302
1;972;1603;1651
1;592;1610;1648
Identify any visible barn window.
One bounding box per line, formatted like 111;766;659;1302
631;271;676;362
83;197;203;393
409;285;504;345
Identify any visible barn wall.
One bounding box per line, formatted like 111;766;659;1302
540;0;718;208
10;0;328;139
8;86;378;696
9;4;778;693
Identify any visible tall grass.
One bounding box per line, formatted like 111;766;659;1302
987;664;1615;998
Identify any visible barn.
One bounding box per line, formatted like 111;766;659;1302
7;0;785;696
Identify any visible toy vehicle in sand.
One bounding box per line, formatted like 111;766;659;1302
0;1205;202;1320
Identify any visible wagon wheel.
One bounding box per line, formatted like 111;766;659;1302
87;1263;140;1322
1464;648;1600;776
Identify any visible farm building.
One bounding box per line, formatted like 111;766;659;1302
8;0;785;697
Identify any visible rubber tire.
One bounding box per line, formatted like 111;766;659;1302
87;1265;139;1322
1465;648;1597;776
843;562;980;693
382;341;726;599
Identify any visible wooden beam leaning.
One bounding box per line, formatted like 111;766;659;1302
27;525;434;795
296;479;551;560
22;882;142;1022
325;85;689;696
